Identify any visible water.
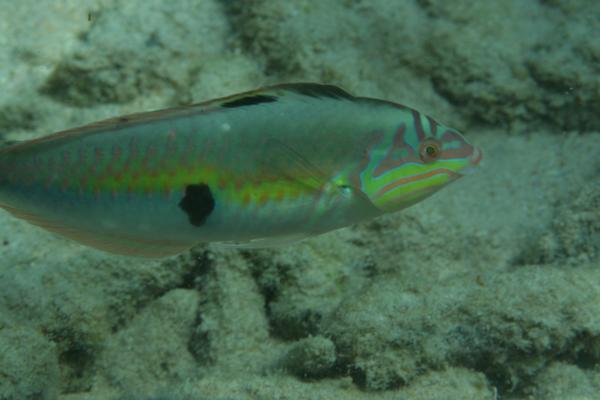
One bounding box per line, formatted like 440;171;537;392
0;1;598;399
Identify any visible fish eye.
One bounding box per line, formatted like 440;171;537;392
419;141;441;163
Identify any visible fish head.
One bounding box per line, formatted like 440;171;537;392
364;116;482;213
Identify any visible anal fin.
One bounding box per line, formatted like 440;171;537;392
0;203;193;257
213;233;309;249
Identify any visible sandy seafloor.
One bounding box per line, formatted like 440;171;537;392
0;0;599;399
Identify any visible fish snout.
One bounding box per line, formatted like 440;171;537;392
470;146;483;166
458;146;482;176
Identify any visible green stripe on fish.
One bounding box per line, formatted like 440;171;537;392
0;83;482;257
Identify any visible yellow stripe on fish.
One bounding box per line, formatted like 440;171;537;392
0;83;482;257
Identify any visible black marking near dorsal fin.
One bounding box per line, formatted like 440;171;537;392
179;183;215;227
218;83;354;109
221;95;278;108
275;83;355;100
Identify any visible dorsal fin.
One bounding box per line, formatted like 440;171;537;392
221;94;278;108
271;83;355;100
5;83;357;151
217;83;354;109
0;139;21;151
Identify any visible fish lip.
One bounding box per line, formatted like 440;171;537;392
457;146;483;176
470;146;483;166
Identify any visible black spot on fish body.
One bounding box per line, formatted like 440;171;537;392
179;183;215;227
221;95;277;108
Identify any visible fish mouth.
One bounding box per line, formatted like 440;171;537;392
458;146;483;176
470;146;483;166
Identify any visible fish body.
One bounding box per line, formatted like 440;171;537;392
0;83;481;256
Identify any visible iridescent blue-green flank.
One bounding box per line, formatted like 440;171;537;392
0;83;481;256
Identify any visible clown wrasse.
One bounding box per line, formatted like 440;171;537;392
0;83;482;257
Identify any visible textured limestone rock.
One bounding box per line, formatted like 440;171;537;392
0;326;60;400
97;289;200;392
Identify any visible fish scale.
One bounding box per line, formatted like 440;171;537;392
0;83;481;257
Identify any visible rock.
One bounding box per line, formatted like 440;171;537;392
530;362;596;400
97;289;200;392
0;326;60;400
281;335;336;379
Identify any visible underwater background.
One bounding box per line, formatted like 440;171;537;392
0;0;599;399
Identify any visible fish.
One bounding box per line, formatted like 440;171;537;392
0;83;482;257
